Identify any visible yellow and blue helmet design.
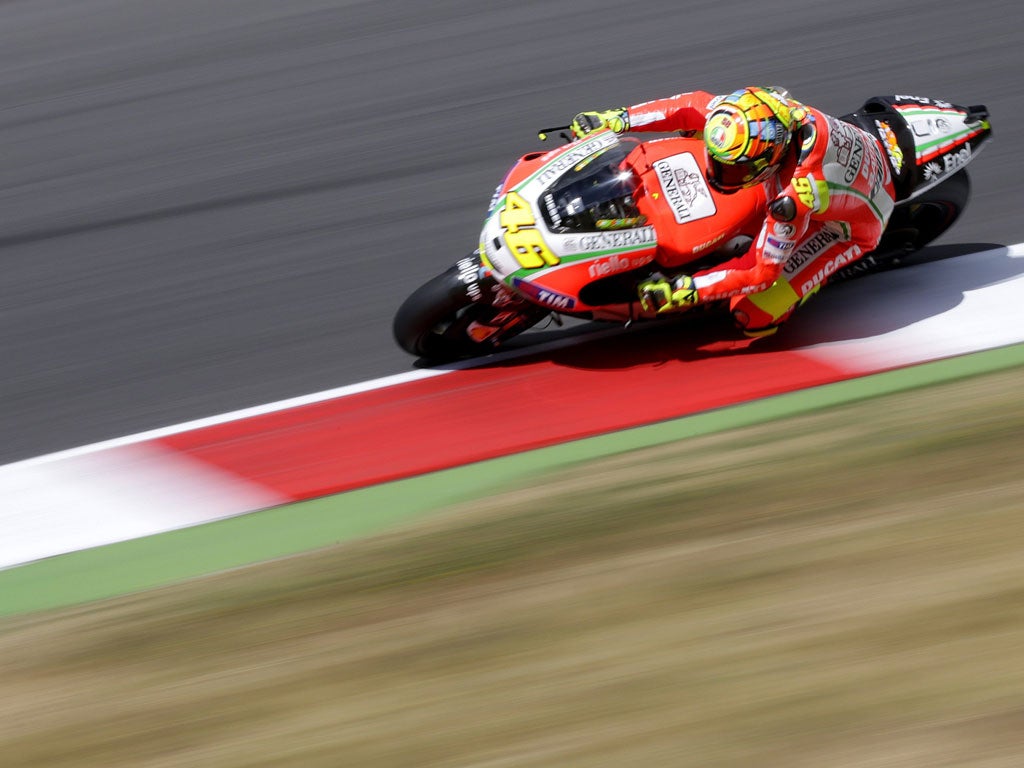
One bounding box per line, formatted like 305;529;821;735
705;87;803;191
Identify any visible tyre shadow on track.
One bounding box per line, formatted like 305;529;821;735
438;242;1020;372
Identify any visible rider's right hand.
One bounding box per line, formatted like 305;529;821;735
570;108;630;139
638;275;700;314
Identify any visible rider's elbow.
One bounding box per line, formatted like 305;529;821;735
752;259;784;287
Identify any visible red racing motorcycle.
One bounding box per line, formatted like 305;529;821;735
394;94;991;361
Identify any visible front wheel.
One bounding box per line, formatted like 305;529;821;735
393;258;545;361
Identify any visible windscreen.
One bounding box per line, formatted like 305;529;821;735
540;141;644;233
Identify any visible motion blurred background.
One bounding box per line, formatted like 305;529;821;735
1;0;1021;462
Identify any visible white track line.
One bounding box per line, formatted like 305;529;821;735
0;443;286;569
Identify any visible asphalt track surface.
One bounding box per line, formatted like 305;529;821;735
2;0;1023;464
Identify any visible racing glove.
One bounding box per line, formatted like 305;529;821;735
638;274;700;314
570;108;630;139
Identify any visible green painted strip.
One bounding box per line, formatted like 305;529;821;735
508;242;655;281
895;107;964;117
915;127;981;154
3;343;1024;617
825;182;886;223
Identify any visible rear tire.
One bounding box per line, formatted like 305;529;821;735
898;168;971;251
834;169;971;282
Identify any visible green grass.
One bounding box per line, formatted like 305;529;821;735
3;365;1024;766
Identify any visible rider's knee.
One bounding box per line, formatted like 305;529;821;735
731;307;785;338
730;294;795;335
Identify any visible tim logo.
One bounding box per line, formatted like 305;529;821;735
512;278;576;310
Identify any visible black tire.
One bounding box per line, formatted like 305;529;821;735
393;264;486;360
393;261;545;362
879;168;971;254
900;168;971;250
834;169;971;282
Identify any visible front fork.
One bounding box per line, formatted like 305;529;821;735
455;253;544;345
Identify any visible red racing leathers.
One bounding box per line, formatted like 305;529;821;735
623;91;896;333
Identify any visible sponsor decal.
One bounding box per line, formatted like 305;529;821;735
533;132;619;188
629;109;667;127
652;153;717;224
765;234;795;264
487;183;503;214
845;142;863;184
572;225;657;253
922;143;971;181
535;289;575;310
910;116;953;138
782;227;843;276
586;252;651;279
858;140;889;200
512;278;576;310
943;142;972;172
773;221;796;238
800;244;863;293
894;95;954;109
828;118;864;184
692;232;727;254
456;257;483;302
875;120;905;174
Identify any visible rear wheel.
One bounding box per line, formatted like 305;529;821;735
834;169;971;282
892;168;971;251
393;258;544;361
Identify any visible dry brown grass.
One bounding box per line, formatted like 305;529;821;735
3;369;1024;767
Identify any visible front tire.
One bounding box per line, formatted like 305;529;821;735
393;265;482;360
393;260;544;361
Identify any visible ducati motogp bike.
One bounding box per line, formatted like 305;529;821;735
394;94;991;361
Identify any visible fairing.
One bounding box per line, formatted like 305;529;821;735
480;130;765;316
842;95;992;202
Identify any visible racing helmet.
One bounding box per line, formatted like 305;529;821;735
704;87;802;192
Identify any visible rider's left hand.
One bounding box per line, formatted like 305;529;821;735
570;109;630;139
638;275;700;314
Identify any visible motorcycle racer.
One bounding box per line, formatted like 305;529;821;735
570;86;896;337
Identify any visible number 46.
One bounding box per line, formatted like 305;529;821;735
499;192;559;269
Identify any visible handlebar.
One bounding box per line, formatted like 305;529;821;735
537;125;573;142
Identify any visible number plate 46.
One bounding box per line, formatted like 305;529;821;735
500;192;560;269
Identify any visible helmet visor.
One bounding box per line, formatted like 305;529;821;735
707;156;773;192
